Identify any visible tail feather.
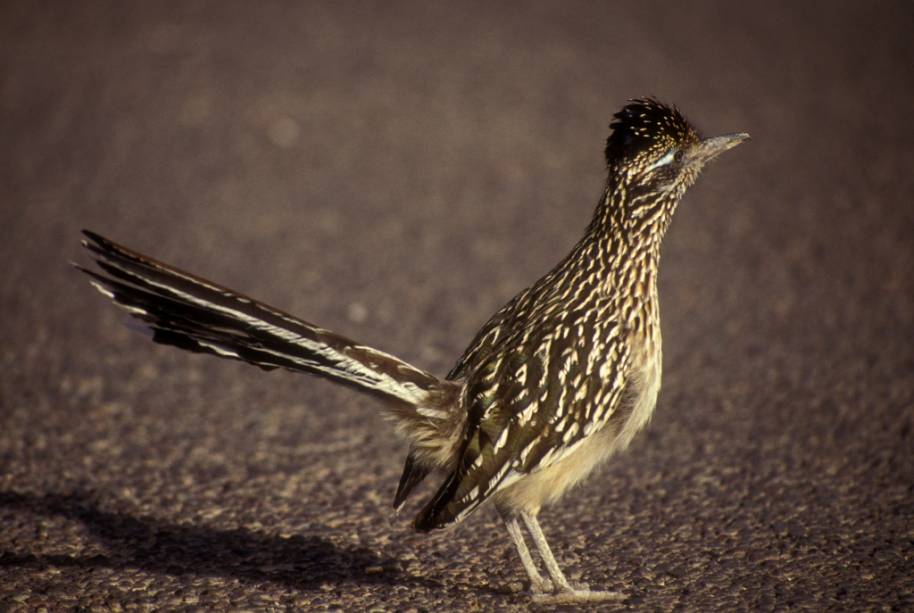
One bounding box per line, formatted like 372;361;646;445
78;230;442;407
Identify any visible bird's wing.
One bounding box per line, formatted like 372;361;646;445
446;286;534;380
415;306;630;530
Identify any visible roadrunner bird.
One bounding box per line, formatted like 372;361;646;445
78;98;748;604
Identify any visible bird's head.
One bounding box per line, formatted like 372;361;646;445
603;98;748;229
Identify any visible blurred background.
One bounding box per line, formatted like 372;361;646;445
2;1;912;609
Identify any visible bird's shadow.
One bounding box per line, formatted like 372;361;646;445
0;490;441;592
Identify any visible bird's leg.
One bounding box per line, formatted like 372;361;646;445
501;511;553;594
521;512;624;604
520;512;574;591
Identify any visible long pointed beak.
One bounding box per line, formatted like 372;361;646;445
688;132;750;166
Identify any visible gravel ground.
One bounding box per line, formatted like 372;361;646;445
2;1;913;610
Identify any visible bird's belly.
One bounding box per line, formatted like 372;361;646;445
614;343;662;451
495;347;662;515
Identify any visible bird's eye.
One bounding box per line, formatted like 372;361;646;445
645;149;677;172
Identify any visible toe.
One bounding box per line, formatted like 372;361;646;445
532;588;624;604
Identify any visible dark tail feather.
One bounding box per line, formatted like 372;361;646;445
77;230;442;406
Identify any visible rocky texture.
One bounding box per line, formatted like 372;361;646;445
2;1;912;610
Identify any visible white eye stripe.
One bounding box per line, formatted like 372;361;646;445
646;149;676;172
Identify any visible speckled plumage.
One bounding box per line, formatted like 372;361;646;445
409;100;740;533
79;98;747;603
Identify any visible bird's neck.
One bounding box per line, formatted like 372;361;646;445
580;186;674;300
540;186;674;310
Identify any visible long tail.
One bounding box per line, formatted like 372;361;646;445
76;230;456;413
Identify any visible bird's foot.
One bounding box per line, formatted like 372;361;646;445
531;585;624;604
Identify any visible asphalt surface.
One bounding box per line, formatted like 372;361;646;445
2;2;913;610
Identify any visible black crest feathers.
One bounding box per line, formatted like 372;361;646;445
604;98;698;165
